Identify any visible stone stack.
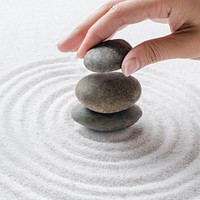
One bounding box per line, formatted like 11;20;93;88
71;39;142;132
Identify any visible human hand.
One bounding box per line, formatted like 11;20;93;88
57;0;200;76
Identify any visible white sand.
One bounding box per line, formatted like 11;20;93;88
1;0;200;200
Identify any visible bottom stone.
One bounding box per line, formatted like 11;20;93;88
71;103;142;132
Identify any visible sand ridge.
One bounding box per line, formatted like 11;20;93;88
0;54;200;199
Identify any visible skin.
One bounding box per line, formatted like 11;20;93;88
57;0;200;76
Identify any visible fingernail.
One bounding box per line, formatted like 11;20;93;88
57;33;76;52
122;58;140;76
76;50;83;58
57;40;64;49
57;39;68;52
76;52;80;58
57;36;69;47
57;39;64;46
76;46;86;58
57;31;75;47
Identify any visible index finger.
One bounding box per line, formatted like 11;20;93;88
57;0;125;52
77;0;171;58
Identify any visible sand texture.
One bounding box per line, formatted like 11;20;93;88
0;54;200;199
1;0;200;199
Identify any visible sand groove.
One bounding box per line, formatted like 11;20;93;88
0;54;200;199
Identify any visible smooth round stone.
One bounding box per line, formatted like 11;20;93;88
71;103;142;132
84;39;132;72
75;72;141;113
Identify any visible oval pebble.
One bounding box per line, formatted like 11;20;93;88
71;103;142;132
75;72;142;113
84;39;132;72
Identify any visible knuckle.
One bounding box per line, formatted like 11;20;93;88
141;41;163;64
109;3;126;17
108;2;127;26
87;27;96;37
102;1;116;11
100;0;125;12
88;26;103;41
75;25;86;37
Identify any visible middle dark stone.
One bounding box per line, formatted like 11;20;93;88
75;72;141;114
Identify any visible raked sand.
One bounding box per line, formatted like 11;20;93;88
1;0;200;199
0;54;200;199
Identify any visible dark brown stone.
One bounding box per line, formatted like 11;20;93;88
75;72;141;113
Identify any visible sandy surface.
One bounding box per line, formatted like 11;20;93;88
0;0;200;199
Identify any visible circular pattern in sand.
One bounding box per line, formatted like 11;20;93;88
0;54;200;200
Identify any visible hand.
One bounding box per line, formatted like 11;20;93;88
57;0;200;76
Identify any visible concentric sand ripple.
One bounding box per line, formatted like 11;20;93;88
0;54;200;200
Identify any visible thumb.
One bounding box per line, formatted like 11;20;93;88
121;28;200;76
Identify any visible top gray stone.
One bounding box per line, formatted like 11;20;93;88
84;39;132;72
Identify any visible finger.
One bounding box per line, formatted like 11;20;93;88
192;57;200;60
57;0;125;52
77;0;172;58
121;28;200;76
151;18;169;24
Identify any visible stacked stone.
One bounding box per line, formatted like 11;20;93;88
71;39;142;132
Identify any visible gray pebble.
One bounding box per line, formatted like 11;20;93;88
84;39;132;72
71;103;142;132
75;72;141;113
